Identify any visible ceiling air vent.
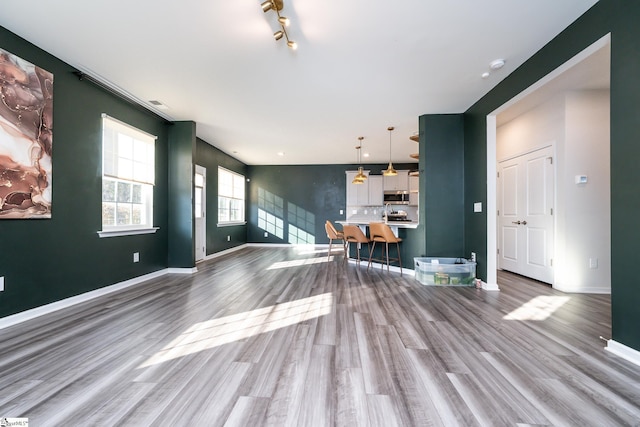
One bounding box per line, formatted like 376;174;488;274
148;100;169;110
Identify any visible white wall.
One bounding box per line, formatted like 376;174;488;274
497;95;564;160
559;90;610;292
497;90;610;293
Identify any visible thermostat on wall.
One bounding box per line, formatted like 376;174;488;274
575;175;588;184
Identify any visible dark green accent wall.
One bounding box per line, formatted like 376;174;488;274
195;138;248;254
167;122;196;268
246;163;421;265
0;26;170;317
421;114;465;257
246;165;347;245
464;0;640;351
463;113;488;280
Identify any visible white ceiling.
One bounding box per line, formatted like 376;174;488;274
0;0;598;165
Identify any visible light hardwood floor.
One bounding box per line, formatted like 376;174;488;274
0;247;638;426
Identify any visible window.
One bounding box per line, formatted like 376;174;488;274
218;167;245;225
100;114;157;236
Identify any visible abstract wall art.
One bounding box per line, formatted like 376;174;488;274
0;47;53;218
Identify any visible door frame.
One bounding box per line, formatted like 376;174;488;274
195;164;206;262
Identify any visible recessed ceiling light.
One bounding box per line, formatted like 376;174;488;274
277;151;285;156
490;59;505;70
482;72;490;79
363;153;370;158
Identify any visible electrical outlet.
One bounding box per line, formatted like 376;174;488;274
133;252;140;263
589;257;598;269
227;235;231;242
264;231;268;238
471;252;476;262
339;209;344;215
0;276;4;292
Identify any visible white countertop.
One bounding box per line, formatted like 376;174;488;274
337;219;419;229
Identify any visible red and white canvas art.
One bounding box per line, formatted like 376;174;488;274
0;47;53;218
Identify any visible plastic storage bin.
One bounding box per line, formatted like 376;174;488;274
414;257;476;286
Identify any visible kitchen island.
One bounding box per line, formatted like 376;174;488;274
336;219;420;271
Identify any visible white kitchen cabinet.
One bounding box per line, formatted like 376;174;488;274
383;170;409;191
368;175;383;205
346;170;370;206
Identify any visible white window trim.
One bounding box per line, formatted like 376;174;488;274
217;221;247;227
218;166;246;226
100;114;157;236
98;227;159;238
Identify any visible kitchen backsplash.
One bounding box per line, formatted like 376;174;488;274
346;206;419;222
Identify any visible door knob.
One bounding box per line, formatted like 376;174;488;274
521;220;527;225
512;221;521;225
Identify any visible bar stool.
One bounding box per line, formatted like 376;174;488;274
368;222;403;275
325;220;346;261
342;224;371;266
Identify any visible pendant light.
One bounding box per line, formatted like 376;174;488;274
383;126;398;176
352;136;367;184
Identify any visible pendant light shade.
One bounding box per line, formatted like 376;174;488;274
352;136;367;184
383;126;398;176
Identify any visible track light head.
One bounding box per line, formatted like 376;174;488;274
278;16;290;27
274;30;284;41
287;40;298;50
261;0;274;12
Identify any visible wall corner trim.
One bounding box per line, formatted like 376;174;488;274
0;268;188;331
605;339;640;368
481;280;500;291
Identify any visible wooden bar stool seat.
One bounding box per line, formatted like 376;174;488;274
325;220;347;261
342;224;371;265
368;222;403;275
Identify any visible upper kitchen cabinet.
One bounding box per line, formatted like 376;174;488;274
368;175;383;205
383;170;409;191
346;170;370;206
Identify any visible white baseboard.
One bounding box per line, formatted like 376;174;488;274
201;244;248;261
553;283;611;294
605;339;640;367
348;258;415;276
0;268;183;331
247;243;322;248
167;267;198;274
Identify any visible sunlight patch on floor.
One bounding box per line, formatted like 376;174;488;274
267;256;334;270
296;247;336;255
503;295;571;321
139;293;334;367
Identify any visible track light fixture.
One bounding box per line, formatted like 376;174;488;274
261;0;297;50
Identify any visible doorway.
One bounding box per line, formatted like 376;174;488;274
195;165;206;262
486;34;611;292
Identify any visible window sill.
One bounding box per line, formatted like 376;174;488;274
217;221;247;227
98;227;159;238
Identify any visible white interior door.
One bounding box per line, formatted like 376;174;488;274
195;165;206;262
498;146;554;283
